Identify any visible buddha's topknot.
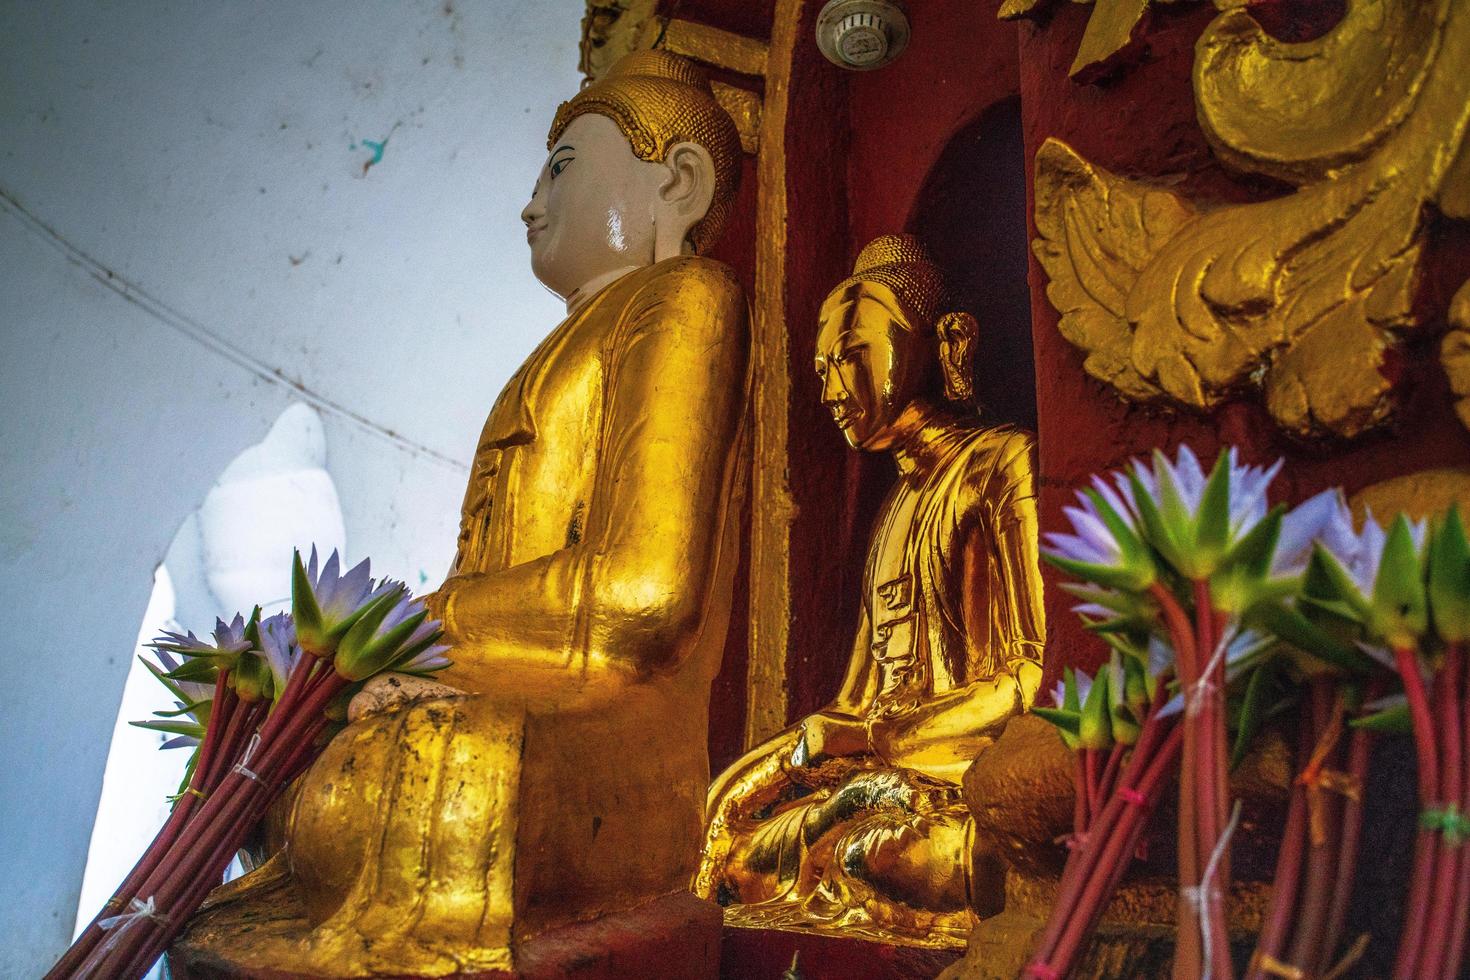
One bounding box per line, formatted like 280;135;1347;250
833;234;949;331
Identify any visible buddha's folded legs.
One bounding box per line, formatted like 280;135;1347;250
716;766;997;934
178;678;711;975
289;693;524;974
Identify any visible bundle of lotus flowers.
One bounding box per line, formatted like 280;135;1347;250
1247;501;1470;980
1304;505;1470;980
1029;447;1386;980
47;548;449;980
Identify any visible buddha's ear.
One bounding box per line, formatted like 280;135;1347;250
656;141;717;258
937;311;978;404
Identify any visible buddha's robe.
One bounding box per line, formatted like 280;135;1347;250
697;416;1043;942
202;256;749;975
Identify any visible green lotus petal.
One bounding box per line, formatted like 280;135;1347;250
292;549;327;651
1079;668;1112;749
1429;506;1470;643
1152;451;1195;548
1062;667;1081;714
1230;660;1276;770
327;585;405;644
142;656;192;704
1083;487;1154;580
1193;451;1233;572
1296;593;1363;628
1247;602;1373;674
1350;702;1413;734
232;651;273;701
361;609;430;675
163;659;221;684
1219;506;1285;582
334;590;404;667
1309;543;1372;619
1043;553;1152;592
1371;515;1428;647
243;605;263;649
1128;469;1186;572
130;719;207;738
152;699;211;720
1031;706;1081;737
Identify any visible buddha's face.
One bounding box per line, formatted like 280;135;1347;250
815;282;932;452
521;113;664;300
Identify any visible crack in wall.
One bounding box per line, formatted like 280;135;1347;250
0;183;470;474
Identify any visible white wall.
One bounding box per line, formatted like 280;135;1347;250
0;1;584;971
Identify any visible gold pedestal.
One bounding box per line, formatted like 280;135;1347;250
170;886;721;980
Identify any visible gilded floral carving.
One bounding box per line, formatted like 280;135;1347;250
1032;0;1470;439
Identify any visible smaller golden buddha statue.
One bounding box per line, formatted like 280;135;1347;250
694;235;1044;945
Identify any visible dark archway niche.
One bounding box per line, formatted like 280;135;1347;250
908;96;1035;432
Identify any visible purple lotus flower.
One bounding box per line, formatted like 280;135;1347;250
292;546;395;656
332;584;448;682
134;648;214;748
1272;488;1356;578
150;613;252;665
257;612;300;694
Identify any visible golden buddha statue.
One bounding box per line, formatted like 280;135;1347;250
175;51;749;975
694;235;1044;946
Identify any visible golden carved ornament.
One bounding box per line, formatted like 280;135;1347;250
999;0;1203;82
1032;0;1470;439
580;6;768;153
578;0;659;81
1349;467;1470;527
1440;281;1470;431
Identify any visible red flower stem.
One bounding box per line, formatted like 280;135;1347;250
45;671;236;980
1099;740;1126;809
144;673;343;896
122;714;338;980
194;690;249;795
88;675;346;980
1443;646;1470;977
1286;679;1342;976
187;671;236;796
1395;645;1440;805
96;667;332;963
1085;748;1100;828
1244;705;1315;980
1392;643;1440;980
1191;581;1234;980
1152;580;1203;980
1042;723;1186;975
1075;750;1089;839
1131;677;1174;772
1419;643;1462;980
1031;707;1177;963
1322;679;1377;962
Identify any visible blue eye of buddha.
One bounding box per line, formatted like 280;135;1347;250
549;148;574;178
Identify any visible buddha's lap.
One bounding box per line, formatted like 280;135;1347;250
286;681;711;929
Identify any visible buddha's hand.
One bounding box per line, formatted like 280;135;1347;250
347;672;464;723
791;711;870;768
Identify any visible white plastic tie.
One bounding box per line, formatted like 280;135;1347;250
1187;622;1237;718
1182;800;1242;980
231;732;263;783
97;895;166;953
